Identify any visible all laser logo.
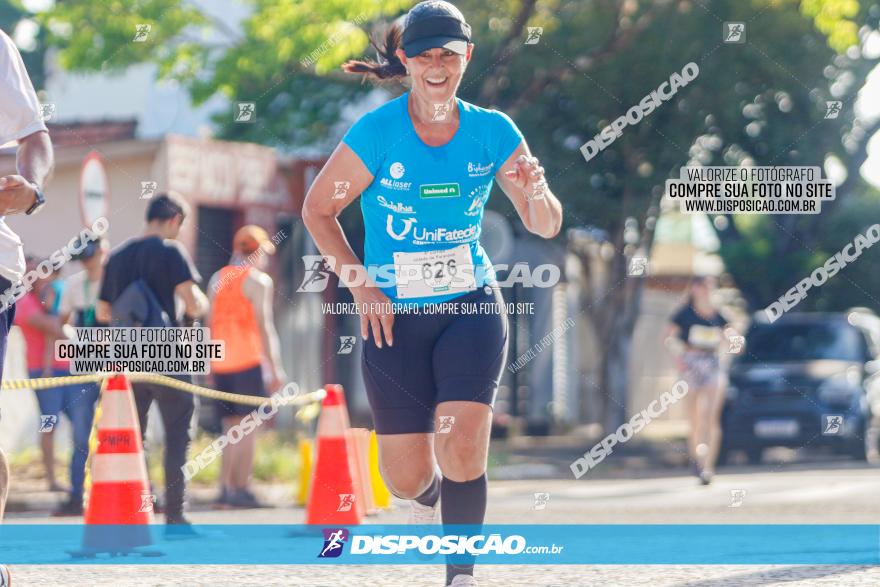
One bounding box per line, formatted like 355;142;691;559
318;528;349;558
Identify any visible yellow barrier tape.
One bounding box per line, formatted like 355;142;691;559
1;372;326;410
1;374;103;390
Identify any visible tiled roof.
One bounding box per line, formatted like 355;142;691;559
45;119;138;148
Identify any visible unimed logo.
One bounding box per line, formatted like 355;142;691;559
318;528;349;558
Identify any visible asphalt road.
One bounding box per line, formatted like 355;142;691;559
5;461;879;586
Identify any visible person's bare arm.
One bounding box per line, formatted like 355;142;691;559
26;311;66;338
95;300;112;324
302;143;395;348
175;280;209;319
495;142;562;239
0;131;54;215
244;272;286;389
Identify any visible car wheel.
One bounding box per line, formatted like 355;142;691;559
850;419;878;462
746;447;763;465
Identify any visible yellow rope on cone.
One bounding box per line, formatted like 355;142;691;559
1;374;103;390
1;373;325;416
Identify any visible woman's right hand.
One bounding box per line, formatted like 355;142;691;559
351;284;394;348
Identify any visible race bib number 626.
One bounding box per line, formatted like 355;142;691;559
393;244;476;299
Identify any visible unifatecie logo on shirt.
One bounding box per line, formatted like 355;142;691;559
419;183;461;199
384;214;478;245
412;225;479;245
386;215;418;240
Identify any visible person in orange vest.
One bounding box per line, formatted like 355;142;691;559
207;225;287;509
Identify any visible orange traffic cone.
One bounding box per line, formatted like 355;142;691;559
78;373;154;555
306;384;362;525
349;428;376;516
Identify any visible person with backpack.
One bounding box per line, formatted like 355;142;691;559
96;193;209;533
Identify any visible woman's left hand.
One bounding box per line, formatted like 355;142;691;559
504;154;547;200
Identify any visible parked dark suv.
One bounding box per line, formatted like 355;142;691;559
719;309;880;464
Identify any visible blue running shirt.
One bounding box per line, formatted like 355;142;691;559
343;92;523;307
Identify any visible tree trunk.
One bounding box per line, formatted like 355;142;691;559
581;189;660;433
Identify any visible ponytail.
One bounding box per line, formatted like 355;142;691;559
342;24;408;81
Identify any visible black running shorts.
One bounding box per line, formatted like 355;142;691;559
361;286;509;435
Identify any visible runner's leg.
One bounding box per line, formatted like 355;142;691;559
220;416;240;493
375;433;436;500
232;421;257;491
435;401;492;584
153;385;195;522
702;378;726;473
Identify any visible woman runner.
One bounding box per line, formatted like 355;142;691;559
303;2;563;585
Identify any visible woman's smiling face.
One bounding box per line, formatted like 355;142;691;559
398;45;473;105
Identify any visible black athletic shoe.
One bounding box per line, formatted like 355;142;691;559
52;496;84;517
164;516;199;540
699;470;714;485
227;489;265;509
213;487;231;509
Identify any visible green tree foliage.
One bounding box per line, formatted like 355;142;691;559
0;0;47;88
